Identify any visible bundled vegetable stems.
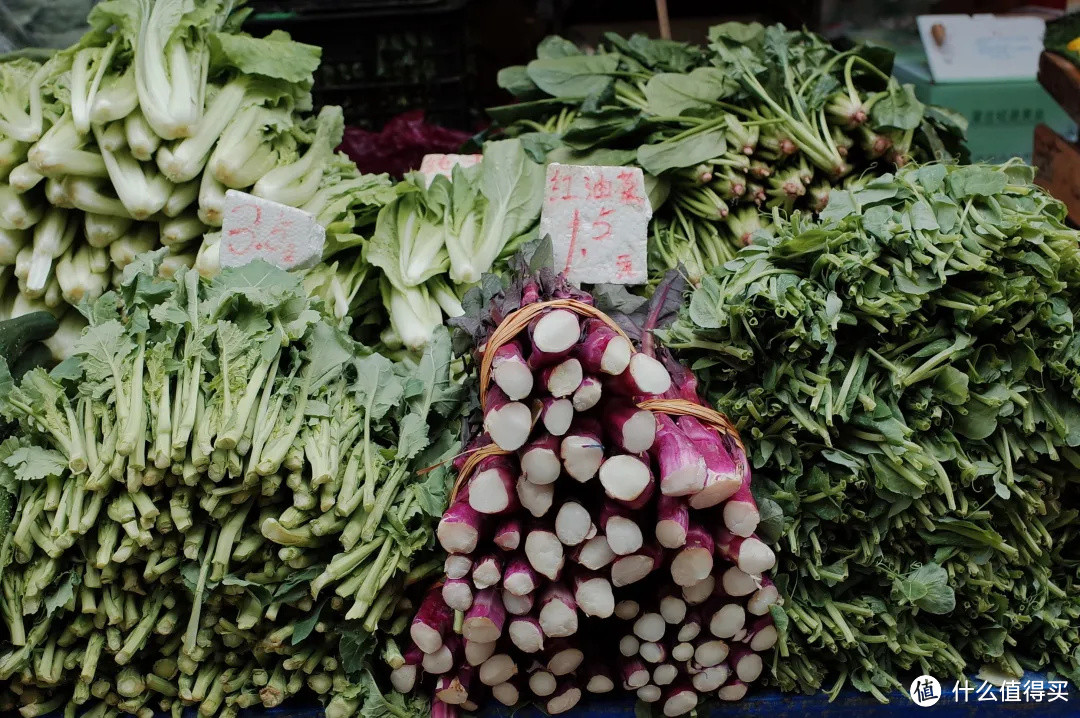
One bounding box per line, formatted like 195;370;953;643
0;254;463;717
491;24;967;284
0;0;395;359
663;161;1080;697
399;262;779;715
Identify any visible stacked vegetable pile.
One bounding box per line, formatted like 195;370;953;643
397;259;779;716
0;255;463;717
490;24;967;284
355;138;544;351
662;161;1080;696
0;0;394;348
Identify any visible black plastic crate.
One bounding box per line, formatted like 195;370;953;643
249;0;449;13
246;0;474;130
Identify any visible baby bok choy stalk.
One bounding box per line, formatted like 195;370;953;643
253;105;344;207
443;138;544;285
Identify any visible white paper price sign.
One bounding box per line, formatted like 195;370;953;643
419;153;483;185
220;190;325;270
539;163;651;285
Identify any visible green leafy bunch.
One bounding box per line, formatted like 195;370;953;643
489;23;969;286
663;161;1080;698
0;251;463;716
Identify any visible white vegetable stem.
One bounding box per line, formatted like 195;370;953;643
554;501;593;547
524;528;564;581
539;358;583;398
484;387;532;451
466;456;518;515
538;583;577;638
538;397;574;436
520;435;561;485
528;309;580;363
598;454;652;503
464;639;496;667
490;340;533;400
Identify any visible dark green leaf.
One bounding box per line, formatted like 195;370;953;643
271;565;325;604
643;68;734;115
496;65;540;99
525;54;620;99
708;21;765;48
44;570;81;617
291;599;326;645
945;166;1008;198
637;128;727;175
536;35;581;59
339;628;376;676
870;82;925;130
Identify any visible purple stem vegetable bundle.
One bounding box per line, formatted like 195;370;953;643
414;272;776;715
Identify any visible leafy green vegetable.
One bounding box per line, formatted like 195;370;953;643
360;138;542;351
0;261;463;713
664;160;1080;698
526;53;621;98
491;24;969;285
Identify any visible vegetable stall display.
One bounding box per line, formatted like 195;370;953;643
399;257;779;716
0;0;395;357
489;24;968;284
661;161;1080;697
0;255;463;717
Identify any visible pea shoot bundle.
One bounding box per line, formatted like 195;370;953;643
398;262;779;716
0;255;462;718
490;23;967;285
663;161;1080;698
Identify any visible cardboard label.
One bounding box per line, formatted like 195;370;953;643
539;163;651;285
917;14;1045;83
220;190;325;270
419;153;483;185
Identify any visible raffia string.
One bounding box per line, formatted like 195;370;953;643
479;299;629;411
451;300;743;504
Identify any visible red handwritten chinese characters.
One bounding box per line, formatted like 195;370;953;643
419;154;483;185
220;190;325;270
539;163;651;285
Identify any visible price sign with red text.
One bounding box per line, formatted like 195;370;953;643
419;153;483;186
220;190;325;270
539;163;651;285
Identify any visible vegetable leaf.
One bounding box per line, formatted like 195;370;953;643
637;129;727;175
871;82;925;130
525;54;620;98
643;68;733;115
291;599;326;645
893;563;955;614
44;570;81;617
210;29;321;84
339;629;376;677
4;446;67;481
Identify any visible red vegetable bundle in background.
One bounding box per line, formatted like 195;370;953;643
338;110;472;178
405;255;779;716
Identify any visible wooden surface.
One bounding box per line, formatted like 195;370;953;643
1033;123;1080;225
1038;51;1080;127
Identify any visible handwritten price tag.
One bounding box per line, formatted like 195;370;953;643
220;190;325;271
419;153;483;186
539;163;651;285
